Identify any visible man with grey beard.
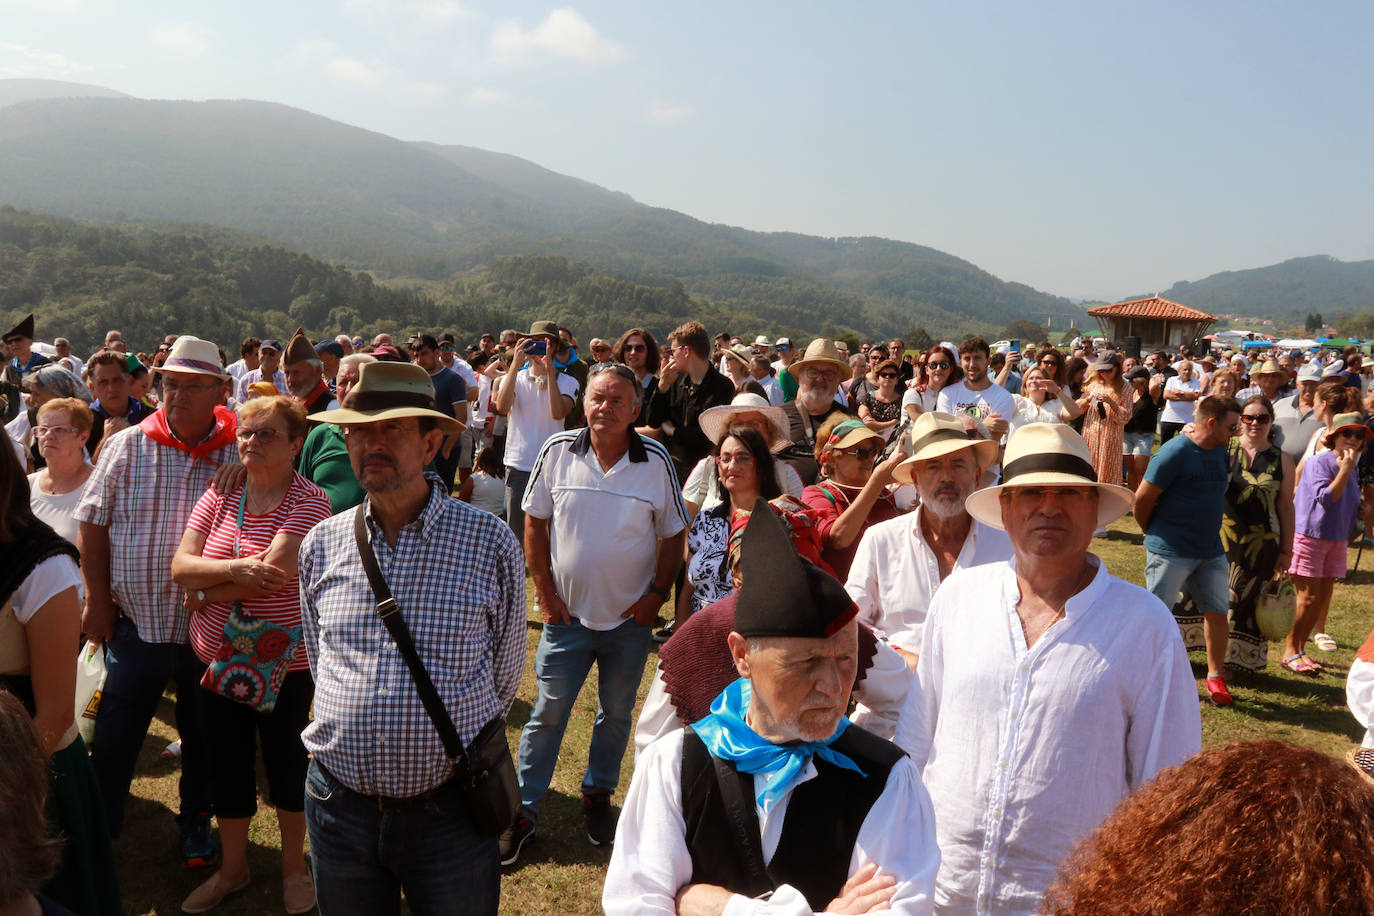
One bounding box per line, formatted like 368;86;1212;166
777;338;855;484
845;412;1013;669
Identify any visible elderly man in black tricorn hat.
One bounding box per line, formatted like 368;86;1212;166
603;503;938;915
3;313;50;422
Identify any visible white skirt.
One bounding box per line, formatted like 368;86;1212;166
1346;657;1374;747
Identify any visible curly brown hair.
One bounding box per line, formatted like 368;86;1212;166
1043;741;1374;915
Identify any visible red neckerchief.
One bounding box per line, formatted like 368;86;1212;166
138;405;237;465
297;379;331;409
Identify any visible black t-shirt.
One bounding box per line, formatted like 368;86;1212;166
648;365;736;481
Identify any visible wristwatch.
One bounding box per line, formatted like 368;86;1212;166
647;584;670;600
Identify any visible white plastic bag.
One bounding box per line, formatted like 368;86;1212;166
74;640;106;747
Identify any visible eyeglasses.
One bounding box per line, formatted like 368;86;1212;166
927;361;951;370
1240;414;1272;424
836;445;880;461
34;424;79;436
716;451;755;466
237;427;283;443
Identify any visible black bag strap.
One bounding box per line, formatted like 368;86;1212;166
708;751;773;897
353;505;469;770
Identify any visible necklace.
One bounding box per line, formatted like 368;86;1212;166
245;478;291;515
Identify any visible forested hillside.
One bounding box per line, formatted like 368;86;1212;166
0;87;1083;340
0;209;896;352
1153;256;1374;323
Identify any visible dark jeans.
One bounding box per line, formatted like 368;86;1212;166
91;617;213;837
200;670;314;818
1159;421;1185;444
434;447;460;492
304;759;499;916
504;467;531;546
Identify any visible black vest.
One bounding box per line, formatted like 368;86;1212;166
681;724;905;911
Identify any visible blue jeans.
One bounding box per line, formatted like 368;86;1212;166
304;759;499;916
91;617;213;837
1145;552;1229;616
517;618;651;820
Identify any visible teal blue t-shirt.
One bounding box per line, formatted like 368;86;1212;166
1143;434;1228;558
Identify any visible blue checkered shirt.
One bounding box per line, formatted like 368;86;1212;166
298;476;526;798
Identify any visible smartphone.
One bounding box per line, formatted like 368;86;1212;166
527;340;547;356
1010;339;1020;352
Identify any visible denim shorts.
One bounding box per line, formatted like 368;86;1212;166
1123;431;1155;456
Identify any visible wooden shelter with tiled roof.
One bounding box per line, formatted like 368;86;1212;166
1086;296;1217;353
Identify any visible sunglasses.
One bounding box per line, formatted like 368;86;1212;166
836;445;880;461
1240;414;1272;424
623;343;647;352
927;361;951;370
878;372;898;380
1337;428;1369;441
589;362;637;384
439;344;454;351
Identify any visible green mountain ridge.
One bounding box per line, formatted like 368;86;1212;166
0;80;1082;340
1148;256;1374;324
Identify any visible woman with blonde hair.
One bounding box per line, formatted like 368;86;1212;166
171;396;331;914
28;397;94;545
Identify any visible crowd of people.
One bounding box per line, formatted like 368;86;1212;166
4;308;1374;915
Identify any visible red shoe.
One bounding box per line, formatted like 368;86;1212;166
1205;676;1233;707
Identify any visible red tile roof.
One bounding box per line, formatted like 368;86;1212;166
1087;297;1216;321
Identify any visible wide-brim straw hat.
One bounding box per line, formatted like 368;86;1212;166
312;361;466;435
965;423;1135;530
1250;359;1285;378
699;392;790;452
721;343;753;369
153;335;229;378
892;411;1000;485
787;338;853;382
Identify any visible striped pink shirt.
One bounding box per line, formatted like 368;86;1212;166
186;473;332;671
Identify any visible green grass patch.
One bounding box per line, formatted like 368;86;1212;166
113;521;1374;914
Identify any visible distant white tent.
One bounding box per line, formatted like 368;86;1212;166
1276;338;1320;349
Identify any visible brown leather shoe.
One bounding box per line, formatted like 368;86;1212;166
181;870;250;913
283;871;317;915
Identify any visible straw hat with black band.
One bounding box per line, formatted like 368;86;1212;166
312;361;465;435
965;423;1135;530
892;412;999;485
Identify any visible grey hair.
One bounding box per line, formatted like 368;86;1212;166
339;353;376;374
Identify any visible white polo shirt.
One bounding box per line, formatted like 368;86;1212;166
523;429;689;630
845;506;1012;654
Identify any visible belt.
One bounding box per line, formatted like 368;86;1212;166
317;760;465;811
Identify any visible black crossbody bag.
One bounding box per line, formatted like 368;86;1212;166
353;506;519;835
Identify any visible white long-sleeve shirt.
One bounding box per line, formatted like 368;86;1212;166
845;508;1012;654
605;728;940;916
896;555;1201;916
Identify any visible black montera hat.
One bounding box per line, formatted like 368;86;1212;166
3;314;34;342
734;498;858;639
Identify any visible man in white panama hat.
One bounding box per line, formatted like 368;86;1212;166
297;361;524;914
844;412;1011;670
76;335;238;868
895;422;1201;916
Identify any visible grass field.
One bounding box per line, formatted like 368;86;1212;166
111;517;1374;915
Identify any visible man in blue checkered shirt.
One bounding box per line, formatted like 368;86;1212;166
298;361;525;916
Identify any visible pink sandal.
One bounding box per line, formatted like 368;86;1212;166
1281;653;1322;676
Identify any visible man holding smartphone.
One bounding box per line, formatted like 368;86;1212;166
491;321;579;543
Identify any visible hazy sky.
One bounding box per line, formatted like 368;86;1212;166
2;0;1370;299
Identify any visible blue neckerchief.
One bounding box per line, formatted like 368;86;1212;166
554;348;579;369
691;678;864;812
